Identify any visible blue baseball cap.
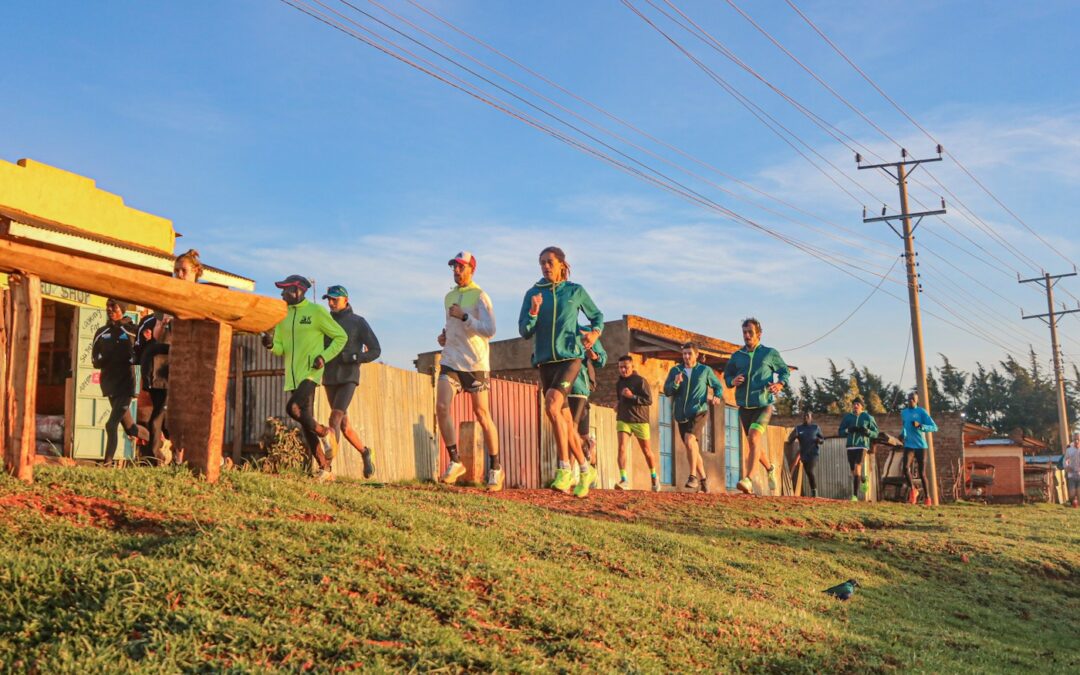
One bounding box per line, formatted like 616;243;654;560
322;284;349;299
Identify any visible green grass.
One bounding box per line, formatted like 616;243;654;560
1;468;1077;673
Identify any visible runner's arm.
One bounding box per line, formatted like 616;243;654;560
662;367;680;396
769;349;791;386
706;368;723;399
270;327;284;356
355;317;381;364
91;326;107;369
518;290;539;338
576;286;604;334
918;410;938;433
637;379;652;406
865;415;879;439
723;358;738;387
465;291;496;339
317;309;348;363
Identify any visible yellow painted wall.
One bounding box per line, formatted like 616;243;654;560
0;158;175;254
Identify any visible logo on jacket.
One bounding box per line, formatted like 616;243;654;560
300;316;313;325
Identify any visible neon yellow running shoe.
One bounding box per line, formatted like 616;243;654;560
574;465;597;499
550;468;573;492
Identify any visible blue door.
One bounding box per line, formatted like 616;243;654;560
724;406;742;489
658;395;674;485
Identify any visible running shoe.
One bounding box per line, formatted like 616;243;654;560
699;477;710;494
574;464;597;499
767;466;778;491
315;468;335;483
908;487;918;505
441;461;465;485
685;474;701;491
736;477;753;494
860;477;869;496
923;497;932;506
550;468;574;492
614;478;630;490
486;468;504;492
361;446;376;479
850;495;858;502
321;434;338;463
651;476;661;493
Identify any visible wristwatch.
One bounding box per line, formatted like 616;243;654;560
460;313;469;322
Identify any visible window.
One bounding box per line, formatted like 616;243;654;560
724;406;742;489
658;395;674;485
702;408;714;453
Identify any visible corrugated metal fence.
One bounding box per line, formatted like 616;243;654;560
809;438;880;501
440;377;542;489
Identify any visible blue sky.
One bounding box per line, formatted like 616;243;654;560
4;0;1080;389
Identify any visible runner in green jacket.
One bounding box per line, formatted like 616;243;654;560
664;342;723;493
262;274;347;481
723;318;790;495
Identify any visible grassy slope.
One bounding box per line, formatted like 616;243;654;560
0;468;1078;673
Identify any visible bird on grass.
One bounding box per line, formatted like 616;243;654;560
823;579;860;600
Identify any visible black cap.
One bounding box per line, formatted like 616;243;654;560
106;298;128;312
274;274;312;291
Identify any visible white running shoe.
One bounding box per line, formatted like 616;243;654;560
440;461;465;485
737;477;753;494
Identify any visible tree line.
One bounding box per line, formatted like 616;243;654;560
775;350;1077;451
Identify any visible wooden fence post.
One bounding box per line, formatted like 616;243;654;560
0;288;8;473
232;341;244;465
458;420;485;484
5;274;41;482
167;319;233;483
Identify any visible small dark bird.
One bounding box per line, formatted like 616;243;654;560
823;579;860;600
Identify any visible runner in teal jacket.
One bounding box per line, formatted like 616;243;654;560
663;342;722;492
838;398;879;500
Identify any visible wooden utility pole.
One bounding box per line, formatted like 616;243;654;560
859;148;947;505
1019;271;1079;451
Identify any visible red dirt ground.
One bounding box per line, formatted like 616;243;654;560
0;489;169;535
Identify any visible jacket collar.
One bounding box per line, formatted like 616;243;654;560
331;304;354;319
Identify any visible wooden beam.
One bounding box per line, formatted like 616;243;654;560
0;237;284;333
168;319;233;483
0;289;7;471
5;274;41;482
232;342;244;465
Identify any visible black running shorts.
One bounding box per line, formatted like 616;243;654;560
738;405;773;436
324;382;357;412
677;412;707;441
440;367;490;394
538;360;582;396
846;447;867;470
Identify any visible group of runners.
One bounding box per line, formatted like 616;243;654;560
93;244;941;502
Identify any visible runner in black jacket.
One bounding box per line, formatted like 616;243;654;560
323;285;381;478
91;299;148;464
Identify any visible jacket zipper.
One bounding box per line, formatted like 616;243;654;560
744;349;755;407
290;305;298;387
682;365;693;417
549;283;558;362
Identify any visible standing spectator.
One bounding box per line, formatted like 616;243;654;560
1065;431;1080;508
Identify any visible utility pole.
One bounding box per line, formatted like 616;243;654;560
1019;271;1080;451
858;147;947;505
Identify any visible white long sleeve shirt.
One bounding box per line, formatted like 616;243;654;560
441;282;496;372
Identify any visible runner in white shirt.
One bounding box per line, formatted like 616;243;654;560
435;251;502;490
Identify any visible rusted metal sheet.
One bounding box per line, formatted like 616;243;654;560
440;377;542;488
813;437;879;501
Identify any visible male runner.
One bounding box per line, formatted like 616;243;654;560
664;342;722;493
723;318;790;495
787;411;824;497
261;274;347;481
567;324;607;475
899;391;937;505
615;355;659;491
436;252;502;490
322;284;381;479
92;299;149;465
838;397;878;501
1064;432;1080;508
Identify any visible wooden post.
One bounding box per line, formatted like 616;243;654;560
5;274;41;482
0;288;8;469
232;341;244;465
458;420;485;484
167;319;233;483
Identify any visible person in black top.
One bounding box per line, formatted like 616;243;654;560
91;299;148;465
787;411;825;497
614;356;659;492
322;285;382;478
